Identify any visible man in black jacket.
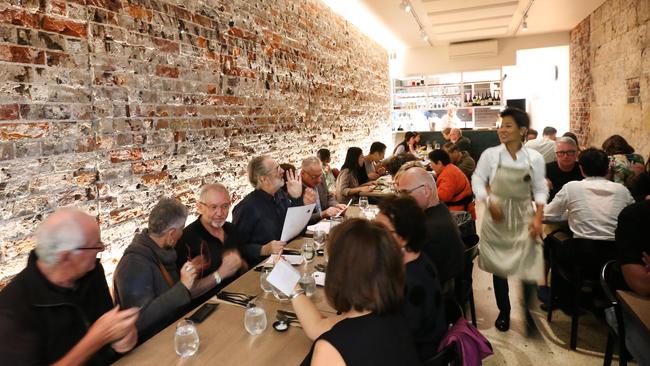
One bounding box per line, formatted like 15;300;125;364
0;208;138;365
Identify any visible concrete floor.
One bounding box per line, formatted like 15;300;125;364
471;265;637;366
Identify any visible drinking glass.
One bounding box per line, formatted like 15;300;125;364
259;266;273;293
301;240;316;263
358;196;369;212
434;141;441;150
271;285;290;302
313;230;326;250
330;216;344;231
299;272;317;297
244;303;267;335
174;319;199;357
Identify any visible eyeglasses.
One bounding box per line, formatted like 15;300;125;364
76;241;106;251
396;184;425;195
302;170;322;180
199;201;231;212
556;150;577;156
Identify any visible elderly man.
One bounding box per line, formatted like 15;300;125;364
443;142;476;179
364;142;387;180
114;197;227;342
449;128;471;153
176;184;244;302
525;126;557;163
233;155;313;264
301;157;347;224
0;208;138;365
545;136;582;202
395;167;464;287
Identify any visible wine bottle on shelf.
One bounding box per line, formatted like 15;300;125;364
488;92;493;105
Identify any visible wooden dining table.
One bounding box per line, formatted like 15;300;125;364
617;290;650;332
114;227;343;365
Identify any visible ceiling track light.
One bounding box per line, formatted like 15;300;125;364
400;0;433;46
518;0;534;34
522;15;528;32
399;1;411;13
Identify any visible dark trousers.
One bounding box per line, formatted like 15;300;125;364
493;275;537;314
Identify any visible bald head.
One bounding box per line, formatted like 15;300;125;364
395;167;439;209
35;208;99;266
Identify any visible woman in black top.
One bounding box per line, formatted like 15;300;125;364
291;219;420;366
376;196;447;360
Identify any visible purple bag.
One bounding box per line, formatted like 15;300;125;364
437;318;493;366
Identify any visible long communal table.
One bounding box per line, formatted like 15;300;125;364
112;208;372;365
617;290;650;332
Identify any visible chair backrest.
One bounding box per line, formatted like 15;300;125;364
423;345;457;366
445;297;464;325
600;260;630;305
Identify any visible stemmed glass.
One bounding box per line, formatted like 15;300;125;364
301;240;316;263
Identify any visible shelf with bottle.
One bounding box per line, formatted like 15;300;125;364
461;89;502;107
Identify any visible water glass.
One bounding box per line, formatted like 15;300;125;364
358;196;369;211
301;240;316;263
259;266;273;293
330;216;344;231
244;303;267;335
299;272;317;297
174;319;199;358
313;230;326;250
434;142;441;150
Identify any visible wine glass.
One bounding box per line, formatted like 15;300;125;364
358;196;369;212
174;319;199;357
244;303;267;335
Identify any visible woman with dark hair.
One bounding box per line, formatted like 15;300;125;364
292;219;420;366
601;134;645;186
630;154;650;201
335;147;374;203
472;107;548;333
375;196;446;361
317;149;338;192
393;132;418;155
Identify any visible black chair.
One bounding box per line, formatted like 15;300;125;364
600;260;631;366
546;231;604;350
455;243;479;326
424;298;464;366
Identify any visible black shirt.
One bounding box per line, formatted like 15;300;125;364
616;200;650;266
631;172;650;202
546;162;582;202
301;313;421;366
232;189;304;265
423;203;464;285
404;253;447;360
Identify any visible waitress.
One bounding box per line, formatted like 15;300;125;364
471;107;548;332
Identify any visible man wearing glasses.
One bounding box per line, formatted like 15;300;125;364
0;208;139;365
394;167;464;291
175;184;244;305
545;136;582;202
301;156;348;224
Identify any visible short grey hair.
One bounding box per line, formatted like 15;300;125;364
301;156;321;169
450;128;462;136
555;136;578;149
148;197;188;236
198;183;229;202
35;208;89;266
248;155;272;188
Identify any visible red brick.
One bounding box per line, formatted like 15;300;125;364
152;37;179;53
0;9;40;28
109;207;143;224
0;122;49;140
0;45;45;64
155;64;179;78
73;170;97;186
109;148;142;163
126;4;152;21
48;0;67;16
42;16;87;38
0;105;20;120
86;0;122;12
141;171;168;186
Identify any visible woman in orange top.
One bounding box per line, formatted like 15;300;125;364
428;149;476;219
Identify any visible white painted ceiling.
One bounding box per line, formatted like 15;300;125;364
359;0;607;48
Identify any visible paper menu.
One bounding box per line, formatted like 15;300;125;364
266;259;301;296
281;204;315;242
265;254;304;266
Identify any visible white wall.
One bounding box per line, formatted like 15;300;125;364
502;46;570;134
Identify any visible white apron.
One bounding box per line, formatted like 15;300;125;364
478;153;544;282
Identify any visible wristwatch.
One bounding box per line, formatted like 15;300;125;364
291;289;305;299
213;271;222;285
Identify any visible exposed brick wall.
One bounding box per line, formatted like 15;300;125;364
0;0;391;287
570;0;650;158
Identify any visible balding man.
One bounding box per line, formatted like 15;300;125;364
175;184;244;304
0;209;138;365
395;167;464;287
233;156;313;264
301;157;348;224
114;197;222;342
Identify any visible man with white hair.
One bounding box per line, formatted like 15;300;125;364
395;167;464;287
175;184;244;304
0;208;138;365
545;136;582;202
233;155;314;264
301;156;348;224
114;197;223;342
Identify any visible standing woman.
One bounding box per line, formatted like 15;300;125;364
335;147;374;203
471;108;548;332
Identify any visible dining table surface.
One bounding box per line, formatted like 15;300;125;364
617;290;650;332
113;207;370;365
